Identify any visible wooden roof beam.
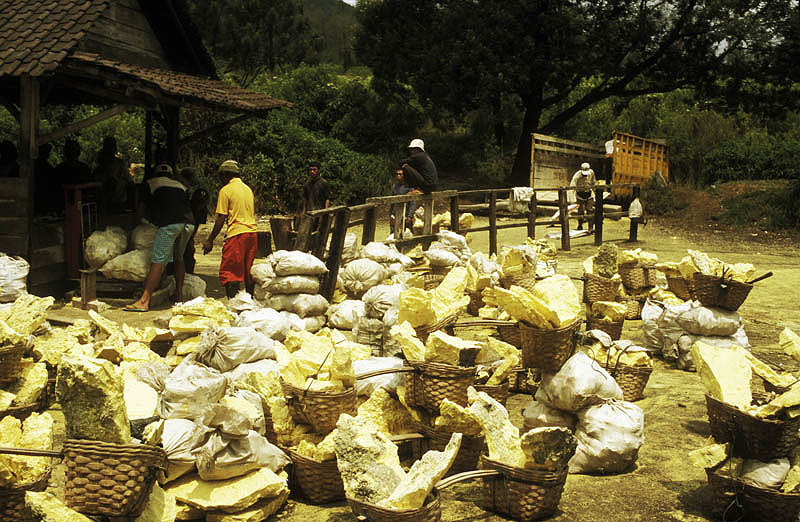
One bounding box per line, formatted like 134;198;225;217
177;113;254;147
39;105;130;146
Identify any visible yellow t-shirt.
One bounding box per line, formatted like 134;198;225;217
215;177;257;238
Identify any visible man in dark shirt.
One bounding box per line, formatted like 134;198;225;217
125;163;195;311
400;138;438;194
301;161;331;214
55;139;92;185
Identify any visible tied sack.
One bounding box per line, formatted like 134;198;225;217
327;300;366;330
522;399;577;432
100;249;150;282
362;241;403;264
236;308;294;341
266;275;320;295
194;430;289;481
271;250;328;276
362;284;402;319
130;222;157;252
159;418;211;483
159;359;228;419
0;254;29;302
535;352;623;413
84;226;127;268
353;357;405;397
569;400;645;474
195;326;276;373
340;258;386;297
267;293;329;318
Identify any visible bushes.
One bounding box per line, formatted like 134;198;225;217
701;129;800;185
720;181;800;231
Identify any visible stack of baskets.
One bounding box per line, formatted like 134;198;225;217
616;262;656;320
704;394;800;521
518;319;582;373
583;272;627;334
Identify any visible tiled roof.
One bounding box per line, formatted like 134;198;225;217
67;52;292;112
0;0;110;77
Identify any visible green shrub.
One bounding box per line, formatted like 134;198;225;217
640;175;677;216
720;181;800;231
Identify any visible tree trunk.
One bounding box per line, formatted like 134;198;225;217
508;84;544;185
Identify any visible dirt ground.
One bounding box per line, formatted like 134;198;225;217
45;204;800;521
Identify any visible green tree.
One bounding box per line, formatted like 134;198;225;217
186;0;321;86
355;0;792;183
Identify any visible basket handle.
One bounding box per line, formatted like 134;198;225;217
453;320;517;328
355;367;416;380
435;469;501;489
0;446;63;458
389;433;425;443
745;271;773;285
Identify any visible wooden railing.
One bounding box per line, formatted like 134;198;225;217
292;184;642;299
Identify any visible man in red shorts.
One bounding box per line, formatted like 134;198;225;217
202;160;257;297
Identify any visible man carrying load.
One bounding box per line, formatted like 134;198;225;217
203;160;257;298
570;162;597;231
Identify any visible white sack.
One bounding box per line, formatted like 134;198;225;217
136;361;171;393
569;400;645;474
342;233;360;263
0;254;29;302
640;299;665;351
741;458;791;489
181;273;206;300
436;230;470;256
100;249;150;282
266;275;320;295
340;258;386;297
354;357;404;396
84;226;127;268
195;326;276;373
237;308;293;341
362;241;403;263
327;300;366;330
535;352;623;413
267;293;329;317
160;418;211;482
676;306;742;337
194;430;289;481
299;315;326;332
251;262;275;286
424;248;460;268
228;290;257;313
362;284;402;319
271;250;328;276
131;222;158;252
522;399;577;432
510;187;535;214
159;359;228;419
657;300;696;357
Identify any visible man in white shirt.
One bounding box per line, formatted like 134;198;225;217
570;162;597;231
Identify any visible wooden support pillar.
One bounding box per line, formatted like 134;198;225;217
594;186;605;246
312;212;333;260
79;269;97;308
361;205;376;245
449;194;460;233
19;74;39;266
489;191;497;255
145;110;153;177
527;192;537;240
558;188;570;251
294;215;314;251
628;184;641;242
321;208;350;300
423;198;433;235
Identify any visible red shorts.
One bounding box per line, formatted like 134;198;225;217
219;232;257;287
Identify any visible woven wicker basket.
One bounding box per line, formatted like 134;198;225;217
666;276;692;300
284;446;344;504
610;364;652;402
619;263;655;290
0;470;50;521
467;290;484;316
404;361;475;413
498;323;522;348
586;317;624;341
619;298;641;320
519;319;581;373
0;344;26;383
412;422;487;476
473;380;510;406
509;367;541;395
501;271;537;293
692;273;754;311
347;489;442;522
707;465;800;522
477;456;568;522
583;273;619;303
414;314;458;344
62;439;166;518
281;381;356;434
705;394;800;460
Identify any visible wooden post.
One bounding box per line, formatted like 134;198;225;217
449;194;460;233
489;191;497;255
294;215;314;251
19;75;38;278
527;191;537;239
394;204;405;239
312;212;333;259
362;204;376;245
594;186;604;246
628;184;641;242
558;188;570;251
423;197;433;235
321;208;350;300
80;269;97;308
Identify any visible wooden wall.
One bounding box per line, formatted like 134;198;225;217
77;0;170;69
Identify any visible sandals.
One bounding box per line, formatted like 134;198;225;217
123;303;148;312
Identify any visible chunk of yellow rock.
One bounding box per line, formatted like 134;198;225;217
167;468;288;514
176;502;204;521
744;351;797;390
0;389;15;410
757;382;800;418
169;315;222;334
25;491;94;522
172;297;235;323
483;286;550;329
398;288;436;328
5;294;54;335
424;330;482;366
134;482;178;522
7;361;48;407
531;275;581;328
780;328;800;363
33;327;89;366
0;416;22;486
435;399;483;436
88;309;120;336
356;388;415;436
205;489;289;522
390;321;426;361
486;350;520;386
467;387;525;468
0;320;23;345
591;301;627;322
175;335;202;356
689;442;729;469
691;342;752;410
782;447;800;493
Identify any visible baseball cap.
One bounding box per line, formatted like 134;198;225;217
580;162;591;173
154;163;173;176
408;138;425;151
218;159;240;174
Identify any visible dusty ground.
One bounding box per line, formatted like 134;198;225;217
44;191;800;521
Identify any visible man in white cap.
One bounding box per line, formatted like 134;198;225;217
570;162;597;231
399;138;438;194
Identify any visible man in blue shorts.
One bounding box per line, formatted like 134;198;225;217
125;163;195;311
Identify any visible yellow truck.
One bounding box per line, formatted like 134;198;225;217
529;131;669;200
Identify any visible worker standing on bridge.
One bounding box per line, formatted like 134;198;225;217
570;162;597;231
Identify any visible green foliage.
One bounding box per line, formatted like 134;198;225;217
640;176;684;216
719;181;800;231
301;0;358;66
702;130;800;185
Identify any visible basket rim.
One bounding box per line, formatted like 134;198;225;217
414;313;459;334
405;360;476;375
281;380;356;399
0;343;26;355
284;445;336;466
518;318;581;333
346;488;440;516
704;393;787;426
478;455;567;482
706;465;800;498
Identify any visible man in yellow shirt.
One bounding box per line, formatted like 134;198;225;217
203;160;257;297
